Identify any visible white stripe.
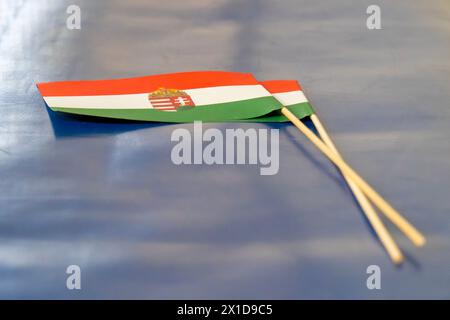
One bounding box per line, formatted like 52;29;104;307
272;91;308;106
187;85;270;105
44;85;271;109
44;93;149;109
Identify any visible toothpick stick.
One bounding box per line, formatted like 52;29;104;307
310;114;403;264
281;107;426;247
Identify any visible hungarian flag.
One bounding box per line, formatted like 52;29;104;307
36;71;313;122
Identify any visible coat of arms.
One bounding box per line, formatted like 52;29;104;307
148;88;195;111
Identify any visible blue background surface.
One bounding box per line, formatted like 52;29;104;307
0;0;449;299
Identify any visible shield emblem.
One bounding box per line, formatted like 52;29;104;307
148;88;195;111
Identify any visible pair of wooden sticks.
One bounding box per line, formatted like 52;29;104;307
281;107;425;264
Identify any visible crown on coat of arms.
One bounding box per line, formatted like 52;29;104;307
148;88;188;98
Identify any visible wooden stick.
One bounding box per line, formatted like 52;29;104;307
310;114;404;264
281;107;426;247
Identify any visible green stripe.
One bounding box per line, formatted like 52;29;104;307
237;102;314;122
51;96;282;123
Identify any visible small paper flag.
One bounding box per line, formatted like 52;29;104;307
36;71;314;122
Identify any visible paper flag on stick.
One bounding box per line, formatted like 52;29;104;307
36;71;426;264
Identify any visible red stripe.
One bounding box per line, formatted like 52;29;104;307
259;80;302;93
37;71;258;97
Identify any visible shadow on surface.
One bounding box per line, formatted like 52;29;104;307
46;105;170;138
